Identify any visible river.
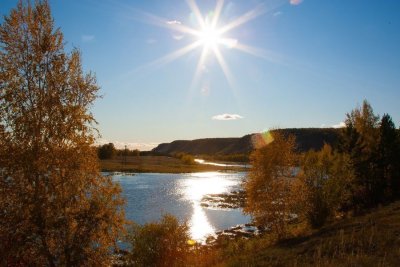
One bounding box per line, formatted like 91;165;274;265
112;171;250;242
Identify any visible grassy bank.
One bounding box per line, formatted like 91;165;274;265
190;201;400;266
99;156;246;173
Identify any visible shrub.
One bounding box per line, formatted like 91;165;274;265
126;214;190;267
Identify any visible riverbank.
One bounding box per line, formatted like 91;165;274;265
115;200;400;266
99;156;248;173
188;200;400;266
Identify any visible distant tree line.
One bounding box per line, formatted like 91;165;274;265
97;143;140;159
244;100;400;235
97;143;117;159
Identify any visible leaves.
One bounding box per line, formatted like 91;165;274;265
243;131;298;238
126;214;190;267
0;1;125;265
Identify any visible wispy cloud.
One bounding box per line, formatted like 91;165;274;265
166;20;182;25
81;34;95;42
212;114;244;121
290;0;303;5
321;122;346;128
96;139;159;151
332;122;346;128
172;34;184;40
273;11;282;17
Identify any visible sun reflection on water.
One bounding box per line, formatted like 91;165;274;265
180;172;237;242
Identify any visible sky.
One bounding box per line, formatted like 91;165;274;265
1;0;400;150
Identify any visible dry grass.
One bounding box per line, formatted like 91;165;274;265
190;201;400;267
99;156;246;173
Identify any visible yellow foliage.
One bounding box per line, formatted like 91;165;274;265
0;1;125;265
243;131;298;239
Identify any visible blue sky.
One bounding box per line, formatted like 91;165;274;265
1;0;400;150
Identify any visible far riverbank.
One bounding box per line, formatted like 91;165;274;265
99;156;248;173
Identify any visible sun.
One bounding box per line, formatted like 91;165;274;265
198;22;221;50
140;0;272;89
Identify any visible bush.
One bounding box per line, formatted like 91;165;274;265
171;152;195;165
298;145;355;228
126;215;190;267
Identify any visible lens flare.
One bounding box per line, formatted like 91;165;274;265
252;131;275;149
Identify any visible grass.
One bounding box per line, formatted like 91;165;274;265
189;201;400;266
99;156;247;173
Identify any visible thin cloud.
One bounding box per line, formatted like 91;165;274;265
212;114;244;121
273;11;282;17
332;122;346;128
173;34;184;40
166;20;182;25
290;0;303;5
320;122;346;128
81;35;95;42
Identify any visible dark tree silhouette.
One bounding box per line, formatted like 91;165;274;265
98;143;117;159
340;100;380;208
377;114;400;199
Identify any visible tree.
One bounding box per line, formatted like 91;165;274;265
340;100;380;207
0;1;125;265
298;145;355;228
126;214;190;267
243;131;298;238
377;114;400;199
98;142;116;159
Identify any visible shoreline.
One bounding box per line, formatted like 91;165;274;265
101;168;247;174
99;155;248;174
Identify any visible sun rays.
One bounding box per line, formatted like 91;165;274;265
135;0;281;91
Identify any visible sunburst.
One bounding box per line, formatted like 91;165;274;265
138;0;279;90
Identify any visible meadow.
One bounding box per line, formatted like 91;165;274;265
99;155;247;173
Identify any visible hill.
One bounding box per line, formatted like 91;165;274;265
152;135;253;155
152;128;341;155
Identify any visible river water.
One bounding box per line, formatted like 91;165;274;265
112;171;251;242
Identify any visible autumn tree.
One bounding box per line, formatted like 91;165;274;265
243;131;298;238
126;214;190;267
298;145;355;228
340;100;381;207
0;1;125;265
